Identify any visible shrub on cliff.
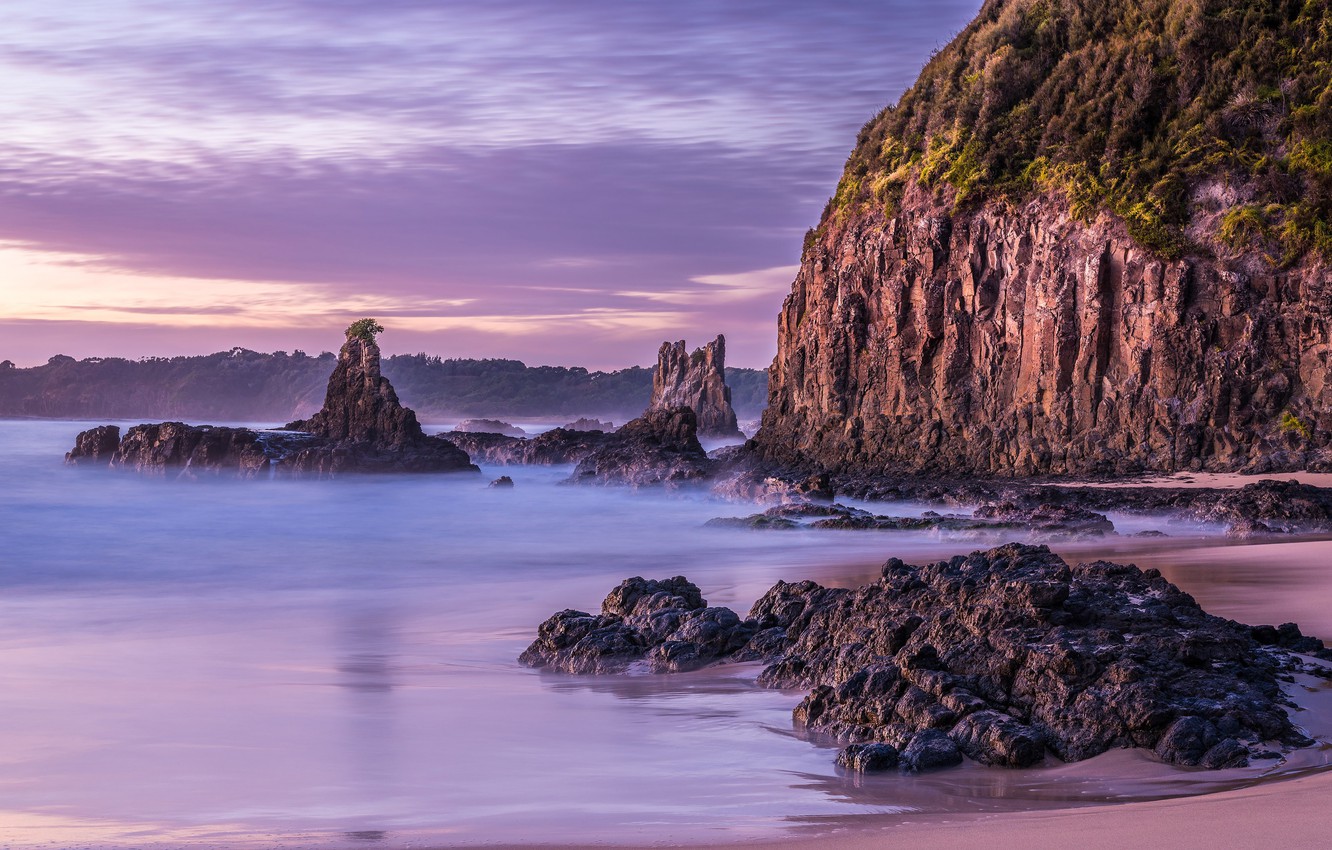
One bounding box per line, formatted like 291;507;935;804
828;0;1332;263
345;318;385;342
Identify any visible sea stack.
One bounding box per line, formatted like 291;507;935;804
67;320;479;478
288;319;428;446
650;335;741;438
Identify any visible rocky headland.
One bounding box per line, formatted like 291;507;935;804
65;321;478;478
744;0;1331;479
522;543;1330;773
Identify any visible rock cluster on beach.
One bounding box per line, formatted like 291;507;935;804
650;335;742;438
65;324;478;478
706;501;1115;539
521;543;1327;773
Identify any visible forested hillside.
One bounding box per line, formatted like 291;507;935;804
0;349;767;422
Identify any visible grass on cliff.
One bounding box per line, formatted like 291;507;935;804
825;0;1332;264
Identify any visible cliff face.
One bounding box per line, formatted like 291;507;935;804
650;336;741;438
754;0;1332;477
757;191;1332;476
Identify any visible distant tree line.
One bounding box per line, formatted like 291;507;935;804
0;349;767;423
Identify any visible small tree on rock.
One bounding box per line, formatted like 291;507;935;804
346;318;384;342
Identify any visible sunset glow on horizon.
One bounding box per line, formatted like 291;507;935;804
0;0;980;369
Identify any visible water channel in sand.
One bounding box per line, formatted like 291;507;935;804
1;419;1330;847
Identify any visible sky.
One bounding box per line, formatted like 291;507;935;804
0;0;980;369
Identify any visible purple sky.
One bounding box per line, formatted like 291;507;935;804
0;0;979;369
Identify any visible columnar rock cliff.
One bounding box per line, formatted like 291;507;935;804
754;0;1332;477
757;194;1332;476
650;336;741;438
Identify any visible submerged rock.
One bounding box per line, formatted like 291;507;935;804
650;336;741;438
561;417;614;432
522;543;1327;772
66;322;479;478
568;407;715;486
453;419;527;437
707;501;1115;540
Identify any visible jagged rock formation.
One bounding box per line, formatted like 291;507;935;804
754;0;1332;477
452;419;527;437
522;544;1327;772
66;325;478;478
446;428;609;466
568;406;715;486
651;336;741;438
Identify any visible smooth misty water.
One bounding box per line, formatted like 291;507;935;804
2;420;1331;848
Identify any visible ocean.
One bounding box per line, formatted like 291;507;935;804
0;419;1328;847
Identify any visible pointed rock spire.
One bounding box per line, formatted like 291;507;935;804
649;334;741;438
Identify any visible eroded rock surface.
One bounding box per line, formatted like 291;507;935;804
568;407;715;486
754;193;1332;477
651;336;741;438
522;544;1327;772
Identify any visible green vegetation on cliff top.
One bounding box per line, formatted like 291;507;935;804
828;0;1332;263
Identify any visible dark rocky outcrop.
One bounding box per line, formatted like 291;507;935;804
830;476;1332;538
519;576;757;674
522;544;1328;773
568;407;715;486
453;419;527;437
64;425;122;465
66;325;478;478
446;428;609;466
651;336;741;438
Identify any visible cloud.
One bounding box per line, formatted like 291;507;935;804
0;0;984;368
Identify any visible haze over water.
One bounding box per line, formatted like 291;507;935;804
2;419;1331;847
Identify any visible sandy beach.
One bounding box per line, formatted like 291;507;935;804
740;768;1332;850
